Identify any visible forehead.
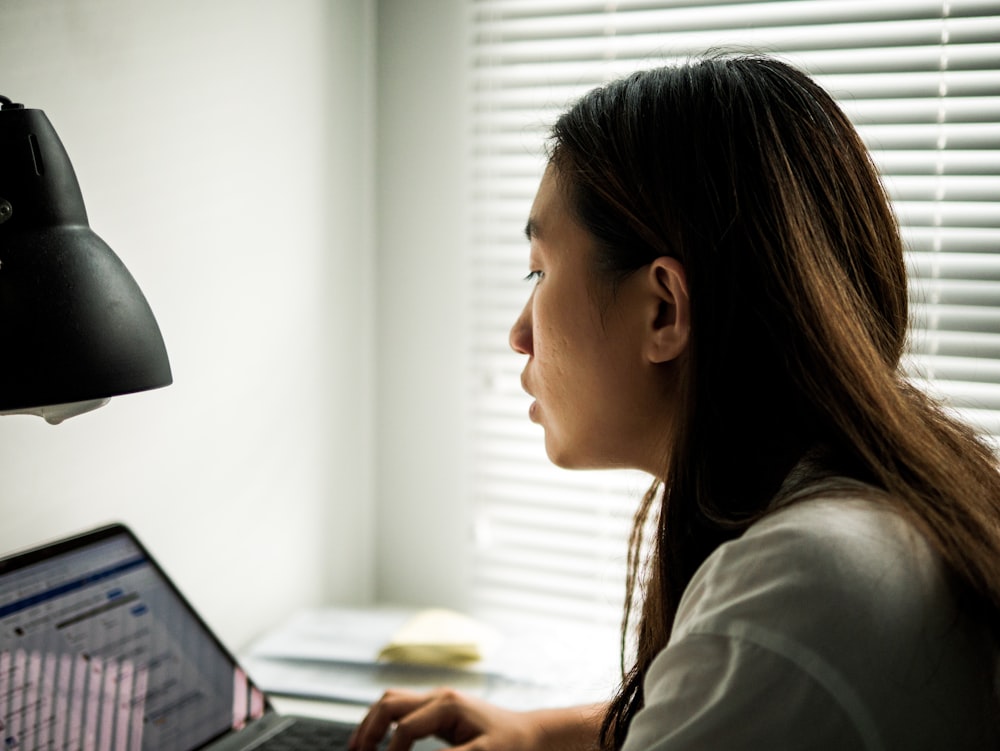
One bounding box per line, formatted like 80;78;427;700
525;164;576;248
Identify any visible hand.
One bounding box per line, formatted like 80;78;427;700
348;688;535;751
348;688;605;751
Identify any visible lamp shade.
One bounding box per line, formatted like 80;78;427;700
0;101;172;420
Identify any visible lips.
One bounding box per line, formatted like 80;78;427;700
520;370;533;399
526;396;539;420
520;372;540;422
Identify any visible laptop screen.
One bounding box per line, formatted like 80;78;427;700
0;525;265;751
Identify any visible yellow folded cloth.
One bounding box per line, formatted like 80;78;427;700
377;608;496;668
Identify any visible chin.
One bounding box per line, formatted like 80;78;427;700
546;453;579;470
543;441;578;470
545;440;648;474
545;442;608;471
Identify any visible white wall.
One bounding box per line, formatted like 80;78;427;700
373;0;472;610
0;0;377;649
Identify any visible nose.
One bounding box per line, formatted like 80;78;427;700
509;295;533;356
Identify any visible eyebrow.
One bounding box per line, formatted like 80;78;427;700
524;218;540;241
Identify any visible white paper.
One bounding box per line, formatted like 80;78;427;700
247;605;416;665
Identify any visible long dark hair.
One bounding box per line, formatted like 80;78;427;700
547;54;1000;749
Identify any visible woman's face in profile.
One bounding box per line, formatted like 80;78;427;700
509;165;674;473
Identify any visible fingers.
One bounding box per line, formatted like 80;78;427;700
349;688;430;751
350;687;485;751
384;689;468;751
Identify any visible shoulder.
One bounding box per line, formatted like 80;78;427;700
674;493;980;687
623;493;1000;751
674;494;942;642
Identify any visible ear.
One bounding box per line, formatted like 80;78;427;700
644;256;690;364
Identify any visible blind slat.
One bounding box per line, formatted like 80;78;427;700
474;17;1000;63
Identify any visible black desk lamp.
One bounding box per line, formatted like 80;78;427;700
0;95;172;423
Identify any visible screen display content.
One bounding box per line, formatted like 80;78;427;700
0;531;264;751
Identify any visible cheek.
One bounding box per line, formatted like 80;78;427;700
532;327;570;394
539;329;617;408
532;282;615;393
535;313;584;377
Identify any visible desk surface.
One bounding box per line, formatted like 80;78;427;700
244;606;617;710
250;606;617;750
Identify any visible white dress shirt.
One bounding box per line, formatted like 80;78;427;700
622;493;999;750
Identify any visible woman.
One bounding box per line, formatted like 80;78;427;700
350;54;1000;750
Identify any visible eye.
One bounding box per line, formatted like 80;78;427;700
523;270;544;284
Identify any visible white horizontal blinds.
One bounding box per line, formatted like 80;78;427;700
467;0;1000;629
887;3;1000;446
468;1;650;630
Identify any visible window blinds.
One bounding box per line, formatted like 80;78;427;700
467;0;1000;629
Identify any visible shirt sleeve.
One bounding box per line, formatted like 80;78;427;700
621;629;868;750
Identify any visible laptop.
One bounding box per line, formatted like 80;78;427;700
0;523;443;751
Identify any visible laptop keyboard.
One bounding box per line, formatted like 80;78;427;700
251;717;387;751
